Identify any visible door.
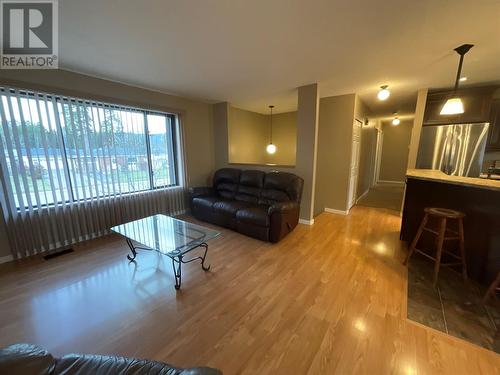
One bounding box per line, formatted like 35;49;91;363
348;119;362;209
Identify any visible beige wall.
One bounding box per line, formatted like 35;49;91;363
228;106;296;166
379;119;413;182
314;94;356;215
407;88;428;169
228;106;268;164
0;69;216;259
268;111;297;165
213;102;229;169
354;96;374;198
213;84;318;222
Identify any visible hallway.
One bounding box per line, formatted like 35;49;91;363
357;183;405;212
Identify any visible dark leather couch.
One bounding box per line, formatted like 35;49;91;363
189;168;303;242
0;343;222;375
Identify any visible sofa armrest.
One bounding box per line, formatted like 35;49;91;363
188;186;215;199
268;201;299;215
268;201;300;243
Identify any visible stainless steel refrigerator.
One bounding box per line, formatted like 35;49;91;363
416;123;489;177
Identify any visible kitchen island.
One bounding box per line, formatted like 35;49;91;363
401;169;500;285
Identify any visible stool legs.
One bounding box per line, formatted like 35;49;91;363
458;218;468;282
404;213;428;265
404;210;467;287
433;218;447;287
483;272;500;304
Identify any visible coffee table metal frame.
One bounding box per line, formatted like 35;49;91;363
124;227;211;290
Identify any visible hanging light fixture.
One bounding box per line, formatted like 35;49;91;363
377;85;390;101
266;105;277;154
440;44;473;115
392;112;400;126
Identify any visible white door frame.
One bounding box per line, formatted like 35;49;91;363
347;119;363;210
373;127;384;186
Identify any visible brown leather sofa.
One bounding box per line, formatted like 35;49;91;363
189;168;303;242
0;343;222;375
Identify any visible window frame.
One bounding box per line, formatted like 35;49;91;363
0;87;183;211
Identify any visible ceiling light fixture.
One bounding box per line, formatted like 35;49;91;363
377;85;390;101
440;44;473;115
459;77;467;82
266;105;277;154
392;112;400;126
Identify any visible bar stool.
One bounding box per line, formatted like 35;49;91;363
404;207;467;286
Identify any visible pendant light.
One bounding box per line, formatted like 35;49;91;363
440;44;473;115
377;85;390;101
392;112;400;126
266;105;277;154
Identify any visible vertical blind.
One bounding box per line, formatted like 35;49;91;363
0;86;187;259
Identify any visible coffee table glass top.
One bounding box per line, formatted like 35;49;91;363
111;214;220;256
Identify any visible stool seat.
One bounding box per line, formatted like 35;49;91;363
424;207;465;219
404;207;467;286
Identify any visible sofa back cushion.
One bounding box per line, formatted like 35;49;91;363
213;168;241;199
211;168;303;206
235;170;265;204
259;172;304;205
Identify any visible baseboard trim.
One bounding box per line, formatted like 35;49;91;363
299;218;314;225
377;180;405;186
0;254;13;264
324;207;349;216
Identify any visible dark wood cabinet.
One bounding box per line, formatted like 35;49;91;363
486;99;500;151
401;177;500;286
423;86;496;126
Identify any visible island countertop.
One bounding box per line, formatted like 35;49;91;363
406;168;500;191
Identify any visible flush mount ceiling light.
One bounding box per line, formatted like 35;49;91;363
392;112;400;126
377;85;390;101
440;44;473;115
266;105;277;154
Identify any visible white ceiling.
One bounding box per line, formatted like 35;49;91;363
60;0;500;116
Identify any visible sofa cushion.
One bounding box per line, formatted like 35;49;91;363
236;207;270;227
239;170;265;187
54;353;182;375
213;168;240;199
0;343;55;375
235;170;265;204
192;196;219;210
259;172;303;205
0;344;223;375
213;200;251;216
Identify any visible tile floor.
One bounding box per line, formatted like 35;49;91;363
407;256;500;353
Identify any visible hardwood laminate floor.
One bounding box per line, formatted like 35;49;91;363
0;206;499;374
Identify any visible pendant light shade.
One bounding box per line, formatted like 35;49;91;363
266;143;277;154
440;97;464;115
440;44;473;116
266;105;277;154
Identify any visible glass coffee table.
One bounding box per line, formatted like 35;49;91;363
111;214;220;290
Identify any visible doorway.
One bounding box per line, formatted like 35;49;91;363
356;118;413;212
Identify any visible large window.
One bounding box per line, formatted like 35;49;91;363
0;87;180;209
